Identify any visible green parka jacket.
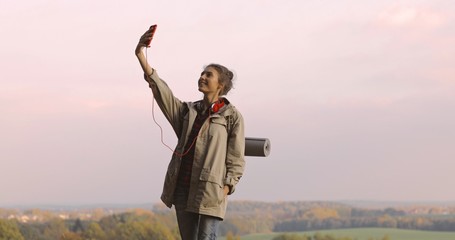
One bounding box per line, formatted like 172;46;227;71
146;70;245;219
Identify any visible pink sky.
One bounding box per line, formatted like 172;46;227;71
1;0;455;205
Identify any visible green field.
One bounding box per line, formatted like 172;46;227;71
220;228;455;240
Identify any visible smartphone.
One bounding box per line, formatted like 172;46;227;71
147;24;157;47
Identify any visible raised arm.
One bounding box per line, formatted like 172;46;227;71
134;26;186;136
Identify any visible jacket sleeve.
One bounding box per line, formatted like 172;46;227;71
224;111;246;195
145;70;186;137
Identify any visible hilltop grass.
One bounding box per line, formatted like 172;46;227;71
220;228;455;240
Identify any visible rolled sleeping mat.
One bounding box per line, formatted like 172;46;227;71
245;137;271;157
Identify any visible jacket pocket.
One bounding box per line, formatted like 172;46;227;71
210;117;227;126
208;117;227;138
198;169;224;208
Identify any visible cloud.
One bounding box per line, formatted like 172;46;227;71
376;5;445;28
0;86;148;118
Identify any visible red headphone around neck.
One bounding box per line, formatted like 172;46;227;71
211;99;225;113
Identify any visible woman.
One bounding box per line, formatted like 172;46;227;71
135;27;246;240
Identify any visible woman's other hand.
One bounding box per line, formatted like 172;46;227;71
223;186;229;197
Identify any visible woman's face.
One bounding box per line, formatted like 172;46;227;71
198;66;222;95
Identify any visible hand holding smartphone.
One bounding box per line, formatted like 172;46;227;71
147;24;157;47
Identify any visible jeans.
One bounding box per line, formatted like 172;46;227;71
174;185;221;240
175;209;221;240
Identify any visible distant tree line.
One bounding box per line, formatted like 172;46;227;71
272;232;391;240
272;207;455;232
220;201;455;235
1;201;455;239
1;209;179;240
